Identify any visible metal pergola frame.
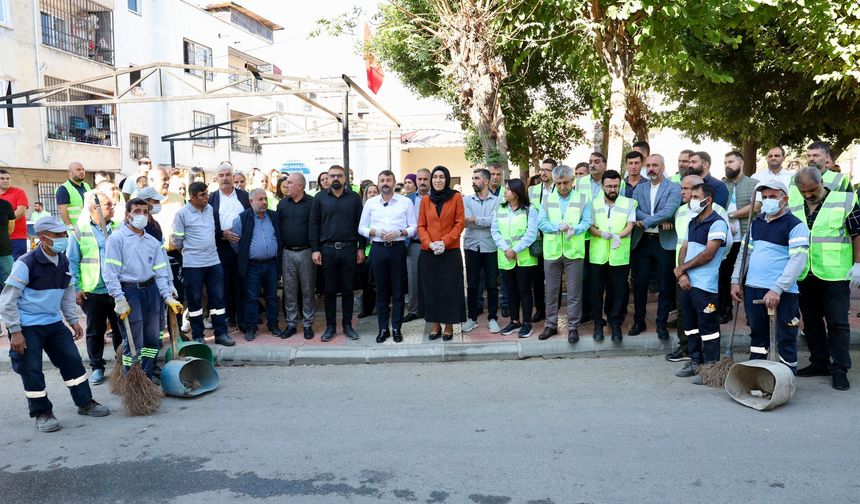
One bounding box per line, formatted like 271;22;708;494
0;63;401;181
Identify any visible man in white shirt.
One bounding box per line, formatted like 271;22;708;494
359;170;417;343
754;146;794;189
209;161;250;327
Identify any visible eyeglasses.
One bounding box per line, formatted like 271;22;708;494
140;161;152;166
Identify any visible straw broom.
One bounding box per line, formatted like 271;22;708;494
120;317;163;416
699;189;757;387
108;344;126;395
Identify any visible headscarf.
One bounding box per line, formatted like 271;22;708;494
428;165;456;216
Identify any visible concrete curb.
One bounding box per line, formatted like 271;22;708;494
2;331;860;368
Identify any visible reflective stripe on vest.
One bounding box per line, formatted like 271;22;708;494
799;190;855;281
496;205;537;270
543;191;587;260
74;220;103;292
590;196;635;266
62;180;91;225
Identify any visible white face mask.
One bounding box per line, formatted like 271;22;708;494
130;214;148;230
150;204;162;215
688;198;706;216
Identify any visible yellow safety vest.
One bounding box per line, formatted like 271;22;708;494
61;180;91;225
73;220;106;292
542;190;588;260
798;190;856;281
528;183;552;214
496;205;538;270
788;170;849;213
590;196;636;266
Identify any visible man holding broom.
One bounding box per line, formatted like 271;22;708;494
103;198;183;382
673;184;731;384
1;216;110;432
730;180;808;376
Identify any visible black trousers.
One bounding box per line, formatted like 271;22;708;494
503;265;535;324
680;287;721;364
371;241;407;331
582;240;593;318
357;259;375;314
320;243;358;327
718;242;740;316
167;250;184;304
532;255;546;315
631;235;675;327
217;242;242;325
82;292;121;371
798;275;852;372
465;249;498;321
590;263;630;328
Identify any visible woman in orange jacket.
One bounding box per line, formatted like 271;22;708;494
417;165;467;340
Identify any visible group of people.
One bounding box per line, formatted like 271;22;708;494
2;139;857;432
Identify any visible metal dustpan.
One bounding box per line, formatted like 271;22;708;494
161;309;220;398
724;300;796;411
164;320;215;365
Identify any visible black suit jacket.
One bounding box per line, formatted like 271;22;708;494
209;188;251;241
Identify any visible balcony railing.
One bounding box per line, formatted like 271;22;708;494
40;0;114;65
231;139;262;154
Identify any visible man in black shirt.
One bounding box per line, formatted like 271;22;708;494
0;198;16;285
277;173;316;340
309;165;366;342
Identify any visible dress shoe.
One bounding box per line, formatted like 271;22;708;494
538;327;558;340
611;325;623;342
321;326;337;342
403;313;419;323
343;325;359;340
665;345;690;362
592;323;604;342
428;332;442;341
567;328;579;344
376;329;390;343
530;311;545;323
797;364;830;377
215;334;236;346
268;326;282;338
244;329;256;342
303;326;314;340
284;325;297;339
657;327;670;340
628;321;646;336
357;310;373;319
442;333;453;341
832;371;850;391
392;329;403;343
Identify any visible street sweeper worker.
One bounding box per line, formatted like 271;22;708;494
672;183;730;385
0;216;111;432
730;179;808;376
102;198;182;381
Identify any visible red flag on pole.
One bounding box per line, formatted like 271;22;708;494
364;22;384;94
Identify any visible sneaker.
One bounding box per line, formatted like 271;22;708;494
35;412;61;432
77;400;110;417
89;369;105;386
181;315;191;333
488;319;501;334
666;345;691;362
501;322;521;335
675;361;698;378
833;371;850;391
203;317;213;329
462;319;478;332
518;323;533;338
691;374;704;385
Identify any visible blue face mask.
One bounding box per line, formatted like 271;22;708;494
762;198;783;215
48;237;69;254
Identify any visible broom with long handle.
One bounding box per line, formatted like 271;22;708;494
120;315;164;415
700;187;758;387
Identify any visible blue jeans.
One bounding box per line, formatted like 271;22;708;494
244;260;280;331
9;321;92;417
184;264;228;340
119;281;162;377
0;254;13;285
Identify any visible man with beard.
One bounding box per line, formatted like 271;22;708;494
575;152;608;325
757;146;793;189
56;162;91;228
588;170;636;341
404;168;431;323
462;168;501;333
787;141;851;211
688;151;729;208
359;170;416;343
670;149;695;183
310;165;366;342
719;151;759;323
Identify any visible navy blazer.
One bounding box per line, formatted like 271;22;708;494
631;178;681;251
209;187;251;241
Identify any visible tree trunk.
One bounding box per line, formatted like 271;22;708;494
625;89;649;143
606;70;626;172
742;137;758;176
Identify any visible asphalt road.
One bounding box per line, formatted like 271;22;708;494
1;355;858;504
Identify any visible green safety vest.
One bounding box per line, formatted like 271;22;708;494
496;205;538;270
798;190;855;281
528;183;553;214
543;190;588;260
590;196;636;266
788;170;849;213
674;202;730;264
267;192;279;211
73;220;107;292
670;173;681;184
61;180;92;225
